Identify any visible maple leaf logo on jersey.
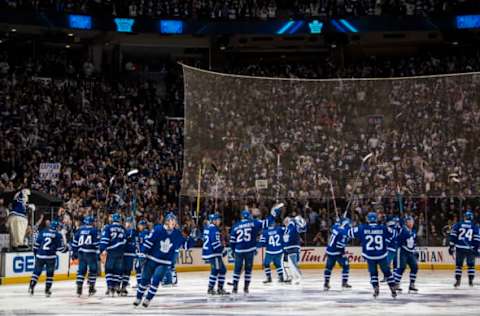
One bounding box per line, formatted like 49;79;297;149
160;238;173;253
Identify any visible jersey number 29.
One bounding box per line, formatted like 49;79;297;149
365;235;383;251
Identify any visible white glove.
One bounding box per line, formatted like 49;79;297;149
28;204;36;212
271;203;284;216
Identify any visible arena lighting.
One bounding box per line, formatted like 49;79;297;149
114;18;135;33
456;15;480;29
160;20;183;34
331;20;346;33
288;21;304;34
68;15;92;30
308;20;324;34
339;19;358;33
276;21;295;34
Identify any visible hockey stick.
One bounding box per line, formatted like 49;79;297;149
449;173;462;218
210;163;219;212
127;169;139;222
323;177;339;220
344;153;373;218
67;250;71;278
195;163;206;226
396;185;404;216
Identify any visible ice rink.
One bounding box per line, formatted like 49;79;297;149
1;269;479;316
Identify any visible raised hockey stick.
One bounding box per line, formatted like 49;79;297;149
344;153;374;218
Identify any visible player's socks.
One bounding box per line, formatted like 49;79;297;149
77;284;83;297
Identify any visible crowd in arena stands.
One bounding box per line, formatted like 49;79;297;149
183;49;480;247
1;0;478;19
0;48;188;249
1;46;480;250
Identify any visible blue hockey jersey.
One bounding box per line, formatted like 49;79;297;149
72;225;99;255
230;216;273;254
142;225;194;265
99;223;126;253
136;229;150;255
283;222;303;254
348;224;394;260
326;224;350;256
259;226;285;255
33;228;66;259
124;228;137;257
449;221;480;251
397;226;417;253
202;224;224;259
386;227;401;253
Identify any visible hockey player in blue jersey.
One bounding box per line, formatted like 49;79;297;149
134;213;194;308
386;216;401;267
393;215;418;293
348;212;397;298
135;220;149;287
259;219;285;284
230;207;278;294
449;210;480;288
381;216;401;283
72;215;99;297
324;217;351;290
163;216;197;287
99;213;126;296
283;215;306;285
29;220;67;297
120;216;137;296
203;213;229;295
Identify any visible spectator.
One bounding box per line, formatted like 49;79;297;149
6;189;33;250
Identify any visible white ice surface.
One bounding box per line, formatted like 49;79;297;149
0;270;478;316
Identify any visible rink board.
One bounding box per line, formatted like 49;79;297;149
0;247;466;285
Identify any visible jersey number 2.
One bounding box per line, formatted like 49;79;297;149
42;237;52;250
